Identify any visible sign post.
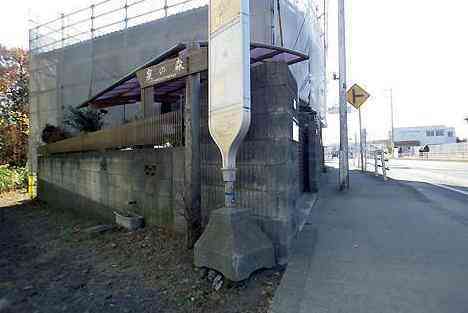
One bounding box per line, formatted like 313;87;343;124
208;0;251;208
194;0;274;282
347;83;370;172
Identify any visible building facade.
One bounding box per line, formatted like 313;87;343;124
394;125;456;147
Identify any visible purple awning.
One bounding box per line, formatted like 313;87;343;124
81;42;308;109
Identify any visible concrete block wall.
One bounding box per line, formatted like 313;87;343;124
200;62;303;264
298;106;322;193
30;0;326;176
38;148;185;230
29;7;209;175
29;2;272;175
37;63;322;265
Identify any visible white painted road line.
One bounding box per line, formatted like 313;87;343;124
432;183;468;196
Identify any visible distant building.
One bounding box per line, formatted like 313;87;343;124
394;125;456;148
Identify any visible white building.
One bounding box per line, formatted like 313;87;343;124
394;125;456;147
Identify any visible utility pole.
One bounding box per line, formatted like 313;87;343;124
338;0;349;189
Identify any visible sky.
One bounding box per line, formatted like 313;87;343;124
325;0;468;144
1;0;468;144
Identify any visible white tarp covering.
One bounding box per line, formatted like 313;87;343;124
272;0;326;120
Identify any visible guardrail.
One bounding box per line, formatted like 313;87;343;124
370;150;389;181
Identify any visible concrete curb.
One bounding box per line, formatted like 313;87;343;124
270;193;319;313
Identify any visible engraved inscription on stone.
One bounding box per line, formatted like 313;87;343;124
210;106;243;157
208;10;251;168
210;0;241;33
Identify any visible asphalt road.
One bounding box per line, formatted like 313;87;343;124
387;158;468;233
388;159;468;194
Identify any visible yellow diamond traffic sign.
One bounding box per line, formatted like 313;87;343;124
347;84;370;109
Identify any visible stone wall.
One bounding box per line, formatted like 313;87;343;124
38;148;186;230
201;62;303;264
29;2;273;175
29;0;325;177
37;62;321;264
298;105;321;193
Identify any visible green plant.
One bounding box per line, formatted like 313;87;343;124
0;165;28;193
41;123;68;143
0;165;13;193
14;166;28;188
64;107;104;133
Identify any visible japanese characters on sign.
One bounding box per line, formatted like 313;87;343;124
210;0;241;33
137;57;188;89
208;0;251;170
136;48;208;89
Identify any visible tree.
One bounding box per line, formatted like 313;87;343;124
0;45;29;166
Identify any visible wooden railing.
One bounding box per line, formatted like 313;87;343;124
38;111;184;155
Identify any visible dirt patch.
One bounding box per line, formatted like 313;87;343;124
0;192;283;313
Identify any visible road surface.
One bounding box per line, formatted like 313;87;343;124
272;167;468;313
388;159;468;194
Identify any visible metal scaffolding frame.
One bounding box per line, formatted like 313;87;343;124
29;0;327;55
29;0;209;54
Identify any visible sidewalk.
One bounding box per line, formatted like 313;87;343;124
271;168;468;313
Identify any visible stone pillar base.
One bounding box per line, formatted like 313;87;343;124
194;207;275;281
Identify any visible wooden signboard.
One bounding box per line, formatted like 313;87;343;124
136;48;208;89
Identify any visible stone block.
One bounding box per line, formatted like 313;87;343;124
172;149;185;179
155;179;172;197
254;216;295;265
194;207;275;281
130;175;145;193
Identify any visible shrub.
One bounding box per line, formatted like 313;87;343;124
64;107;104;133
0;165;28;193
41;123;68;144
14;166;28;188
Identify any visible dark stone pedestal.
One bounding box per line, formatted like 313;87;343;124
194;207;275;281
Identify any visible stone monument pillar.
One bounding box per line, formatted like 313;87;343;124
194;0;274;281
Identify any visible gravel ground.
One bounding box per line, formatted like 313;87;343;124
0;191;283;313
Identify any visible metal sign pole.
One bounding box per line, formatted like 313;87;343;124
363;128;367;171
390;88;395;151
359;107;364;172
346;84;370;173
